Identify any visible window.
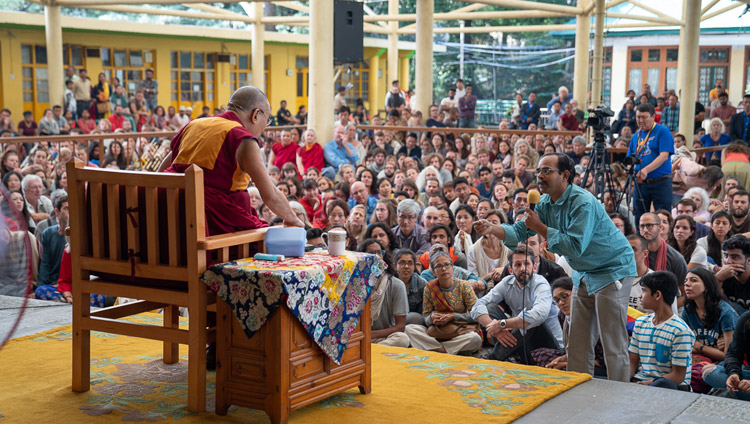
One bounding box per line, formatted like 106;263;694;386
63;44;85;68
21;44;49;119
627;46;680;99
334;62;369;106
698;47;730;105
745;47;750;100
101;48;155;95
230;54;250;92
170;51;216;111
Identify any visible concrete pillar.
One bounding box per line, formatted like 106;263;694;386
251;2;265;91
309;0;334;144
573;0;591;107
590;0;605;108
45;4;64;108
677;0;700;146
415;0;434;116
387;0;399;93
400;56;410;91
368;54;380;115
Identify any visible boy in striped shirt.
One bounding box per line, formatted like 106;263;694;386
628;271;695;390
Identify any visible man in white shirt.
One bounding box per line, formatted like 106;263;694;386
455;79;466;101
472;246;563;364
440;87;458;112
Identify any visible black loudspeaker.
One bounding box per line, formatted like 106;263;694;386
85;48;100;58
333;1;363;63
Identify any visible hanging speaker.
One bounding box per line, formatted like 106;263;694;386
333;1;363;63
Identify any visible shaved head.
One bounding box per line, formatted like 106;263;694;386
228;86;269;113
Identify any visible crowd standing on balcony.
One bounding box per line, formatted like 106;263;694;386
2;70;750;398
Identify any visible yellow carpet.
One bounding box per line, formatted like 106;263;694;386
0;314;591;423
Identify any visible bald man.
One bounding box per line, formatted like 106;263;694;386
159;86;303;235
347;181;377;221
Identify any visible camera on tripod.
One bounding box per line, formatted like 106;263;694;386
586;105;615;133
622;155;641;167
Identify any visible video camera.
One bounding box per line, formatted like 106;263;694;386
586;105;615;133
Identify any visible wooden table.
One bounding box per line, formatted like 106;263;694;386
215;297;371;423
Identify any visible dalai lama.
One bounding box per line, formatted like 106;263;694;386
159;86;303;235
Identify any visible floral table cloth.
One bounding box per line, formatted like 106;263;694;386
201;251;385;364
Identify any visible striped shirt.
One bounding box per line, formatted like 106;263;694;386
628;314;694;384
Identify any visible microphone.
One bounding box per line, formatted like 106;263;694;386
527;189;540;211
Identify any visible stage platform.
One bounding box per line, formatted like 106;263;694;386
2;295;749;423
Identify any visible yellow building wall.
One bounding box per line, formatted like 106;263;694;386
0;26;394;122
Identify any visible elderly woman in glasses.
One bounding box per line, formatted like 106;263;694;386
404;251;482;355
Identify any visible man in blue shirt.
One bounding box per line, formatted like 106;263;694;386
322;124;359;180
626;102;675;228
348;181;377;221
474;153;636;381
520;92;541;129
661;94;680;132
472;246;563;364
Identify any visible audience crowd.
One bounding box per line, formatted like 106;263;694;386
2;72;750;399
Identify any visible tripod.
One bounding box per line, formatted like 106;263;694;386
580;131;620;206
616;161;644;225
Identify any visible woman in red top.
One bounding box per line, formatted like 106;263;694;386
296;129;325;175
76;109;96;134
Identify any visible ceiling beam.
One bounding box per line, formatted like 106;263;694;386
399;21;668;34
400;2;488;32
626;0;677;22
274;1;309;14
53;0;255;6
701;2;742;21
183;3;238;16
70;4;257;23
363;9;574;23
586;0;628;15
454;0;583;15
605;12;681;26
700;0;721;16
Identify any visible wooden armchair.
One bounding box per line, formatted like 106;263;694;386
67;159;267;413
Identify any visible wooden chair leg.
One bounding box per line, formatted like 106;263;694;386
163;305;179;364
187;289;207;413
72;283;91;392
215;300;230;416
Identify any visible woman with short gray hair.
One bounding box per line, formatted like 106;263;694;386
404;250;482;355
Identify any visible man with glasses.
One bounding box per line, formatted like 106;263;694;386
392;199;430;255
626;102;674;228
21;174;54;224
472;245;563;363
159;85;303;236
348;181;377;221
626;234;679;314
637;213;687;306
474;153;636;382
323;124;359;171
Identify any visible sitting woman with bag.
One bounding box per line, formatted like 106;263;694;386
404;251;482;355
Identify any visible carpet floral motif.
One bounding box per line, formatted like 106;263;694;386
382;351;586;415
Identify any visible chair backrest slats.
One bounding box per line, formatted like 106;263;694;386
145;186;159;265
89;182;105;259
166;188;181;267
125;185;141;264
106;183;122;261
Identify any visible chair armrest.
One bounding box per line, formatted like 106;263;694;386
197;227;271;250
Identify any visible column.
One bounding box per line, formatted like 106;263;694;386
309;0;334;144
415;0;433;115
387;0;399;91
573;0;590;108
400;56;410;91
368;54;380;115
45;4;64;107
677;0;700;146
590;0;605;107
251;1;265;91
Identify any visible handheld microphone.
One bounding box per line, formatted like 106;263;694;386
527;189;541;211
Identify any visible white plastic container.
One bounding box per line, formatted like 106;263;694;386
264;227;306;257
